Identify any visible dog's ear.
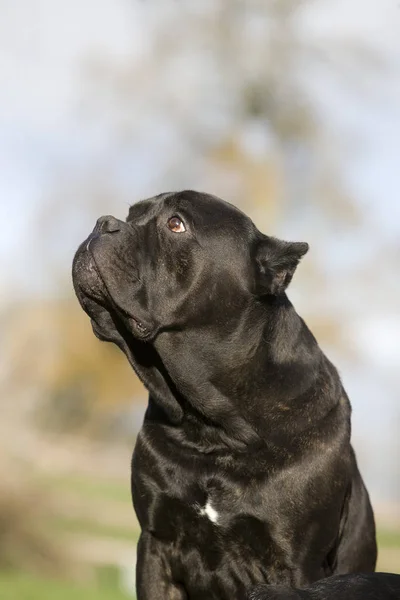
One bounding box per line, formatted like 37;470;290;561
254;236;309;296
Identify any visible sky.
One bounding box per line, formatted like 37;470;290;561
0;0;399;501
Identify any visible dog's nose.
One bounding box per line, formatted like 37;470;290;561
95;215;121;234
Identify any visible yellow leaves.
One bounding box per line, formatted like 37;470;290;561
4;299;146;413
209;135;281;225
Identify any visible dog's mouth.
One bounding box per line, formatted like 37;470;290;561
72;231;187;426
72;239;151;342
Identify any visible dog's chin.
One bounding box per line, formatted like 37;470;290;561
72;242;153;343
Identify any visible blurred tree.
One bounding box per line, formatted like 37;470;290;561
76;0;368;222
0;472;66;576
1;300;145;436
72;0;373;343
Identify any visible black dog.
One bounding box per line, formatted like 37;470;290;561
249;573;400;599
73;191;378;600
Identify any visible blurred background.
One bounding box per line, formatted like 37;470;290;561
0;0;399;598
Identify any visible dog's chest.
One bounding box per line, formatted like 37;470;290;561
134;435;271;542
149;485;230;540
133;436;296;594
149;484;282;594
149;477;269;550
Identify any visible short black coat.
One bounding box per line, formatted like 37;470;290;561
73;191;377;600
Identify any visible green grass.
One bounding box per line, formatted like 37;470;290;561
50;514;139;541
42;474;132;504
0;570;133;600
377;529;400;549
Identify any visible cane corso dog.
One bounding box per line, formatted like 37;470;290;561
72;191;378;600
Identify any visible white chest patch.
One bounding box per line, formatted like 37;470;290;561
198;500;219;524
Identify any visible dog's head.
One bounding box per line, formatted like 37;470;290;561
72;191;308;425
73;190;308;342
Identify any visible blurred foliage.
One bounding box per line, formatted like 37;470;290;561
0;474;64;576
0;569;132;600
210;137;282;223
2;299;145;435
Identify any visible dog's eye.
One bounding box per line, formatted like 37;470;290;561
167;216;186;233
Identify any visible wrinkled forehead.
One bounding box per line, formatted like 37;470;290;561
126;192;171;224
127;190;254;233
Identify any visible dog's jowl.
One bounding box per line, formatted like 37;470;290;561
72;191;377;600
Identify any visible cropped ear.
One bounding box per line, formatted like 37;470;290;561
254;236;309;296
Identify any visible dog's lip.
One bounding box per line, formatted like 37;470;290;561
83;241;151;340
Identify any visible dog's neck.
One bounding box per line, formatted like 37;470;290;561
148;294;341;451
